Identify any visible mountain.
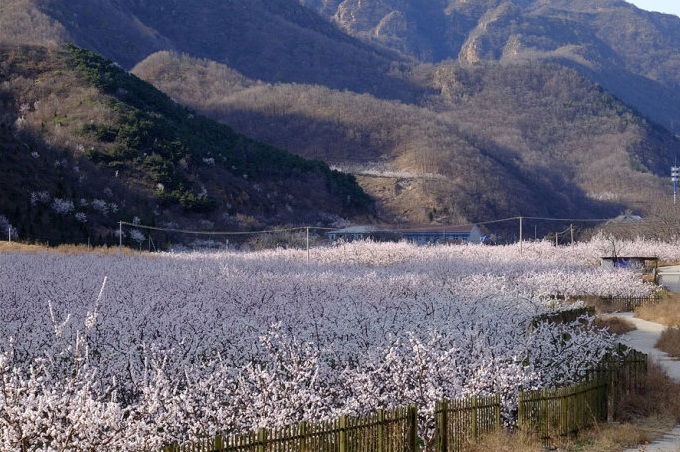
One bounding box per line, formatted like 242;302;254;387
2;0;680;236
0;0;416;99
301;0;680;134
132;51;677;226
0;44;371;246
4;0;680;130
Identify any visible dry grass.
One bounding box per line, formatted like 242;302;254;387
592;316;637;335
0;241;140;256
561;361;680;451
636;294;680;327
615;361;680;422
578;295;630;314
0;241;42;253
53;243;138;256
472;361;680;452
561;416;676;452
469;430;544;452
470;420;671;452
656;327;680;358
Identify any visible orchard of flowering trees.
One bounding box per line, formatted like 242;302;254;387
0;235;675;450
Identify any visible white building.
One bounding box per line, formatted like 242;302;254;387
327;224;484;245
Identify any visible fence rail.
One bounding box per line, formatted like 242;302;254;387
163;346;647;452
518;344;646;447
435;395;501;452
599;295;660;311
164;406;418;452
531;306;596;328
519;379;608;442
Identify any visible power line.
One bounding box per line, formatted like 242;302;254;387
118;215;616;237
520;216;611;223
119;222;335;236
474;216;521;226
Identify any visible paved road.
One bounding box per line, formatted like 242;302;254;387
657;265;680;293
615;313;680;381
614;313;680;452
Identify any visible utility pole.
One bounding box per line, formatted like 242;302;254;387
672;165;679;205
306;227;310;264
519;216;523;256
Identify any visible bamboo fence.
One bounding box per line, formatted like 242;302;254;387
163;405;417;452
599;295;661;311
163;346;647;452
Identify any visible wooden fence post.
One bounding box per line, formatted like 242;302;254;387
213;433;224;451
407;404;418;452
541;388;549;446
377;409;384;452
608;357;617;423
517;391;525;433
257;428;266;452
339;415;347;452
495;394;501;430
436;399;448;452
299;421;307;452
471;396;478;441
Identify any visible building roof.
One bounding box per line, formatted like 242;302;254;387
607;214;643;223
328;225;382;234
600;256;658;261
328;224;478;234
398;225;479;233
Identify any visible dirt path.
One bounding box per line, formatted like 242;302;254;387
613;313;680;452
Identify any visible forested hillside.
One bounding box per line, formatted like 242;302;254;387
133;51;677;224
0;45;371;245
2;0;680;235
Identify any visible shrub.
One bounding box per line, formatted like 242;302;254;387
636;295;680;326
656;327;680;358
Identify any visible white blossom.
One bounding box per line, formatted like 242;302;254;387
53;158;68;168
51;198;74;215
91;199;109;215
31;191;51;206
0;238;673;448
129;229;145;244
0;216;17;240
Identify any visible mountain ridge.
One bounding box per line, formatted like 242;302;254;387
2;0;680;238
132;51;677;225
302;0;680;133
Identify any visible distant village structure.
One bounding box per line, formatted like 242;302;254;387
606;214;643;224
327;225;484;245
600;256;658;270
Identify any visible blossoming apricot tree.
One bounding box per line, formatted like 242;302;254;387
0;237;673;449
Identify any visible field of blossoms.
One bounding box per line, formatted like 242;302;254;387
0;235;676;450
